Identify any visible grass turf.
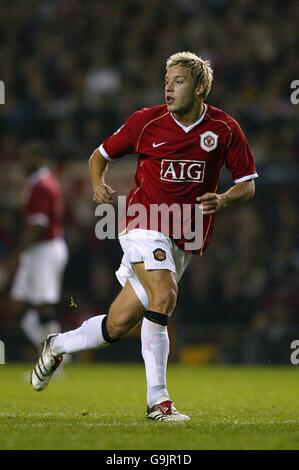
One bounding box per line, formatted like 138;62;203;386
0;363;299;450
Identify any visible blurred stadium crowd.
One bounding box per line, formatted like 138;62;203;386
0;0;298;363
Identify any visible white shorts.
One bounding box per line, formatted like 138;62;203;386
115;229;192;308
11;238;68;306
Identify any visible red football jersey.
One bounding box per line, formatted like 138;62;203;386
24;167;64;241
99;104;258;254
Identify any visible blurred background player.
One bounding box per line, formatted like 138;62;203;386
7;141;68;352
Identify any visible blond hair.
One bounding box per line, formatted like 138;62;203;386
166;51;213;100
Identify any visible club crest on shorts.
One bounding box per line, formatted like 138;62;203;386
153;248;166;262
200;131;218;152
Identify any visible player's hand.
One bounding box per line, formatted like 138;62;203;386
93;183;116;204
196;193;225;215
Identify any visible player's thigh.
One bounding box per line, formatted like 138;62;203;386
132;262;178;303
108;280;145;330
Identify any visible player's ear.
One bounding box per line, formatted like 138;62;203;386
196;84;204;97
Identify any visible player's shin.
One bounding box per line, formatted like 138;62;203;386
20;309;45;349
50;314;114;355
141;313;170;408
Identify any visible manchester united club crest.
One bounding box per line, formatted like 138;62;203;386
153;248;166;262
200;131;218;152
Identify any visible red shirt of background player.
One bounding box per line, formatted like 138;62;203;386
24;167;64;241
100;103;258;254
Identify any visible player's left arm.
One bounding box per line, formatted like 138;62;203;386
197;180;255;215
198;119;258;215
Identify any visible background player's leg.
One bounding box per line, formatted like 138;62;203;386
132;262;178;408
51;280;145;355
37;304;62;338
20;306;45;349
12;301;61;351
29;238;68;348
10;300;44;349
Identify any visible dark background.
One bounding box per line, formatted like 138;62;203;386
0;0;298;364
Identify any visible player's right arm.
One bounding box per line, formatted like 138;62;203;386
89;108;149;203
89;148;116;204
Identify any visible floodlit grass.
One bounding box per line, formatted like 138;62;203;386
0;364;299;449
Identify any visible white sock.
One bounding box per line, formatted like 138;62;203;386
141;317;170;408
20;309;44;348
51;315;109;355
43;320;61;336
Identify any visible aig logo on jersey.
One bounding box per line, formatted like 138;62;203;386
200;131;218;152
161;159;205;183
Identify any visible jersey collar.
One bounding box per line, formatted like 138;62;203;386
170;104;207;133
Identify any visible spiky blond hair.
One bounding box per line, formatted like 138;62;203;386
166;51;214;100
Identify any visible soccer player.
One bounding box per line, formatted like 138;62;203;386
31;52;257;422
9;141;68;352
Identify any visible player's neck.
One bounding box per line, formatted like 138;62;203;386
172;102;204;127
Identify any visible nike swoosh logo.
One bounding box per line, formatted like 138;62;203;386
152;142;167;148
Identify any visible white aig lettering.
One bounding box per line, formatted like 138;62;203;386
161;159;205;183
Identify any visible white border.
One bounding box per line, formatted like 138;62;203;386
99;144;113;161
234;173;259;184
160;159;206;183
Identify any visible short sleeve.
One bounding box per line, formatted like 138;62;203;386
225;122;258;184
99;110;145;161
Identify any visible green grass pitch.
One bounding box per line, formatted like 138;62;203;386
0;363;299;450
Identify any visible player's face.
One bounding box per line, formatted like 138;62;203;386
165;65;200;115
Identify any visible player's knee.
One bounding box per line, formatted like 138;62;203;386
106;315;132;340
148;287;178;315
